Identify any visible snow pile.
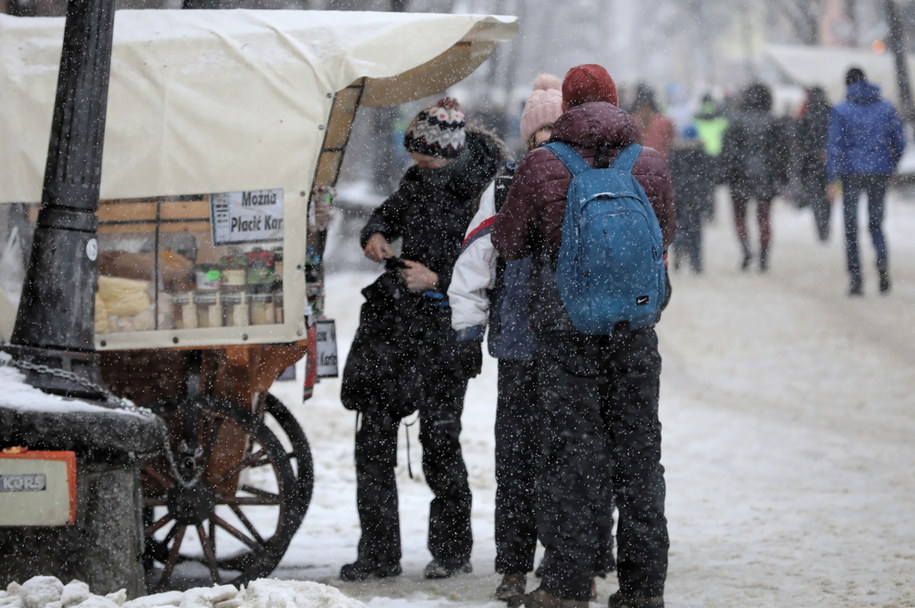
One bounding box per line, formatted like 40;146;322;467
0;353;73;411
0;577;366;608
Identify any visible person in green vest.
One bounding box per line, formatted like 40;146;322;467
692;93;730;222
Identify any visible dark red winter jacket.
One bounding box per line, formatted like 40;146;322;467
492;101;677;259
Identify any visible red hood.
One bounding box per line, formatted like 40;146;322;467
551;102;641;149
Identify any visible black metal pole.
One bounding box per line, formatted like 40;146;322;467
4;0;115;399
885;0;915;124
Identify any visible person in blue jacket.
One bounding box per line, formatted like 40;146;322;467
827;66;906;296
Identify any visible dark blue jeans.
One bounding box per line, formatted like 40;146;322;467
841;174;889;282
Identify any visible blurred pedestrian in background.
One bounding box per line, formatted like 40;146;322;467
693;92;731;222
721;81;790;272
791;86;833;242
669;124;714;274
631;82;676;160
826;66;905;296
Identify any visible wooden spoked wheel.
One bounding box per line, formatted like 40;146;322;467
141;396;301;590
260;392;313;515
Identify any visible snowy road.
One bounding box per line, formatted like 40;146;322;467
269;187;915;608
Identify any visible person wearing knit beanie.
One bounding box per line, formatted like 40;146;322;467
561;63;618;110
404;97;466;160
520;74;564;148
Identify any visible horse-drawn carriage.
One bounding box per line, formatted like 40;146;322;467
0;9;516;588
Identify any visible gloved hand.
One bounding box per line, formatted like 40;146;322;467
453;338;483;379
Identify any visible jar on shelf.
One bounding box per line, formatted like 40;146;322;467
222;291;248;327
244;248;275;325
195;291;221;328
272;248;284;288
245;248;275;287
195;263;222;291
220;254;247;293
249;290;275;325
274;291;284;324
172;292;197;329
272;247;284;324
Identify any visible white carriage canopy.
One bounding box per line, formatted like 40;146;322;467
0;9;517;349
0;9;518;204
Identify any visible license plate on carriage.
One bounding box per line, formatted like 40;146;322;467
0;449;76;526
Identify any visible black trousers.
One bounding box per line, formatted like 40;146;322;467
353;371;472;566
535;328;668;602
495;358;539;574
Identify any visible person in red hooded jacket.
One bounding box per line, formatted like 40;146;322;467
492;64;674;608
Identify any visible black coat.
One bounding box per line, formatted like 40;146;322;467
360;129;507;294
722;109;790;200
792;93;831;204
343;129;505;416
668;142;715;215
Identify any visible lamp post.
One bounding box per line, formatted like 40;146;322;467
3;0;115;399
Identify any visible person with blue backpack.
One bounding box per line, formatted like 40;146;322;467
492;64;676;608
449;74;614;604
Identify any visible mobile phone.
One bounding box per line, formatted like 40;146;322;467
384;256;408;271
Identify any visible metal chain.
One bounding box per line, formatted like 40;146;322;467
1;356;195;486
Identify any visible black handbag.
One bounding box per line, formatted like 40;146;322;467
340;271;430;418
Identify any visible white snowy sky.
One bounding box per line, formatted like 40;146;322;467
3;187;914;607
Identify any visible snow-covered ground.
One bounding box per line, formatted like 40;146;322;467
3;187;915;607
272;187;915;608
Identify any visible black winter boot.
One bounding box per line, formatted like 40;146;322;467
879;270;891;294
740;248;752;271
423;558;472;579
339;558;402;581
508;588;589;608
607;591;665;608
848;276;863;296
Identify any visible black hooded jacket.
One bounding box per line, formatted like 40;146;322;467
342;128;506;416
360;128;507;294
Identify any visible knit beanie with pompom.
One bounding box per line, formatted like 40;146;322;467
520;74;564;143
403;97;466;159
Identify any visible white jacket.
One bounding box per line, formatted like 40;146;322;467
448;182;497;337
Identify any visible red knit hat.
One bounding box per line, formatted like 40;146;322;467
562;64;618;108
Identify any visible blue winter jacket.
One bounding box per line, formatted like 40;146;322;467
826;81;905;181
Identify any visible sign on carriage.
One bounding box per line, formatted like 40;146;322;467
211;188;285;245
316;319;339;378
0;450;76;526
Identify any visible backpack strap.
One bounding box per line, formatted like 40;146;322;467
545;141;642;174
610;143;642;172
544;142;590;175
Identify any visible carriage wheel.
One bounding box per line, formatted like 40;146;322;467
262;392;313;513
141;396;299;590
214;393;313;572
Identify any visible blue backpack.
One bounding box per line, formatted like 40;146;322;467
545;141;666;334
